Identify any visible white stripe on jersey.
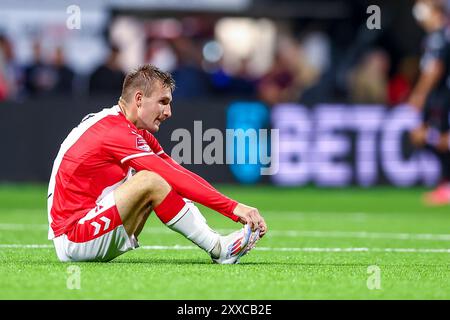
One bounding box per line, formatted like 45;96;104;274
120;152;154;164
47;105;120;240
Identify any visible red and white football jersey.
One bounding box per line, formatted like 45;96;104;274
48;105;238;240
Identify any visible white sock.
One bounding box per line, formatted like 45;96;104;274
165;200;220;253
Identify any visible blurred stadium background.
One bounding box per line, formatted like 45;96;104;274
0;0;449;300
0;0;441;186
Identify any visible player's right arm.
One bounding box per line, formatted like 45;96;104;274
103;124;266;233
232;203;267;235
141;130;267;234
141;130;217;190
128;154;266;234
157;153;267;234
409;59;444;111
409;31;448;111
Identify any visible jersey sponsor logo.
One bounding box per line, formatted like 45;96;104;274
136;136;151;152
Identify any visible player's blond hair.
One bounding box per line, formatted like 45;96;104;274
121;64;175;102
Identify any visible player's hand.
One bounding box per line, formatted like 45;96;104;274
408;93;426;112
437;132;449;152
410;126;427;148
233;203;267;237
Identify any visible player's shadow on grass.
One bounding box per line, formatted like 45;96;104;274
113;258;213;265
15;258;446;268
114;259;450;268
112;258;327;266
240;262;373;267
111;259;389;267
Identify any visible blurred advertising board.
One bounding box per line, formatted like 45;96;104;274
0;98;440;186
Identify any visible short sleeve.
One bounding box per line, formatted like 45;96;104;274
103;122;154;164
421;31;450;70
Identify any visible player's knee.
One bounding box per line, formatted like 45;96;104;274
134;170;171;198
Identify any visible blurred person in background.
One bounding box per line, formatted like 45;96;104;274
0;35;10;101
409;0;450;205
257;53;295;106
170;36;210;99
388;56;420;106
50;47;75;95
348;49;390;104
144;39;177;73
0;34;20;101
206;55;257;98
23;41;55;97
297;31;330;98
257;36;304;106
89;45;125;95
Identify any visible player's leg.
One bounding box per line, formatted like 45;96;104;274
55;170;177;262
114;170;260;263
423;95;450;205
133;205;152;238
54;191;141;262
114;170;169;236
411;95;430;148
114;170;220;253
441;150;450;182
161;198;261;264
441;101;450;185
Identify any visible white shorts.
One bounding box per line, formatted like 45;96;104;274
52;192;139;262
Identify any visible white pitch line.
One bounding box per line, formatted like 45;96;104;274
142;246;450;253
255;247;450;253
0;244;52;249
0;244;449;254
143;228;450;241
0;224;48;230
262;230;450;241
1;223;450;241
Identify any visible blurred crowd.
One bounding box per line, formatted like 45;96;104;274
0;37;126;101
0;19;422;107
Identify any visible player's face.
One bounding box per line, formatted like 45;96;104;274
137;81;172;133
413;1;437;31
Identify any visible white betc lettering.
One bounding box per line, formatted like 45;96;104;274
271;104;312;185
313;105;352;186
351;105;384;186
381;105;423;186
272;103;440;187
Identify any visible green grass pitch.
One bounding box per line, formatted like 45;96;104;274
0;184;449;299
